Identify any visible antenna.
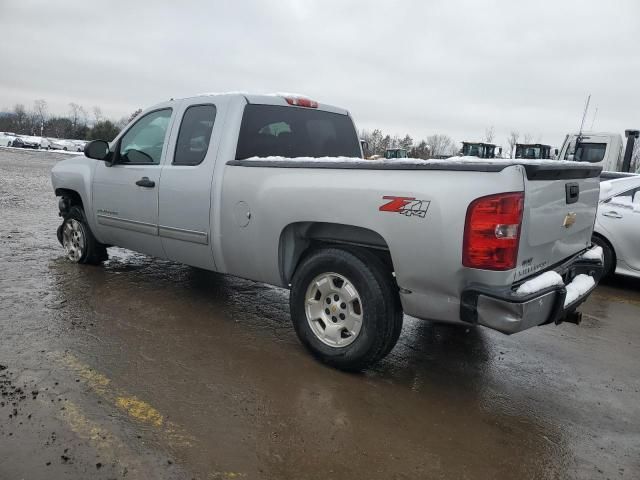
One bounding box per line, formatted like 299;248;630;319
589;107;598;131
578;94;591;135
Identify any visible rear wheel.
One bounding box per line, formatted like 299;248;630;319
60;206;108;264
591;235;615;278
290;247;402;371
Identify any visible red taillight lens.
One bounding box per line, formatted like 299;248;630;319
462;192;524;270
284;97;318;108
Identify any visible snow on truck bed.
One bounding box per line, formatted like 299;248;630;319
242;156;592;167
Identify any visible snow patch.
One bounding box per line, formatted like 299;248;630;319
579;246;603;262
564;274;596;307
516;271;564;295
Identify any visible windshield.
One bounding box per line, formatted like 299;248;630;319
462;144;481;156
236;105;361;159
565;142;607;163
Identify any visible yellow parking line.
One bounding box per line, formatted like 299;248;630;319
50;351;249;478
51;351;195;448
60;400;147;472
116;396;164;427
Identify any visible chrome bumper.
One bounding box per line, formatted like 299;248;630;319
460;246;604;335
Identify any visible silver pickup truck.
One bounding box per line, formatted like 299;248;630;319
51;93;604;370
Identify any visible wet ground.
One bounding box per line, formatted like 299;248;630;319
0;147;638;480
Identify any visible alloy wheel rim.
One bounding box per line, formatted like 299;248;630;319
304;272;363;347
62;219;85;262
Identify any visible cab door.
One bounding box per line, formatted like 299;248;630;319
158;97;228;269
92;107;174;258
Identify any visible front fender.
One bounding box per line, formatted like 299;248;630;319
51;157;101;240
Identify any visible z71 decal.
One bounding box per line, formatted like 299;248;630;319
379;196;430;218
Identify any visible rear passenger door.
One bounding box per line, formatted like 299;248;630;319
158;98;227;269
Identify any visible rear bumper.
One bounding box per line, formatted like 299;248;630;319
460;245;604;334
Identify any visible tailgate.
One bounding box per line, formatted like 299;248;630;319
515;164;601;281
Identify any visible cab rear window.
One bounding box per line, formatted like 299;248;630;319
235;104;361;159
565;142;607;163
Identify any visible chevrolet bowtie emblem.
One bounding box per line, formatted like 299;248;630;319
563;212;577;228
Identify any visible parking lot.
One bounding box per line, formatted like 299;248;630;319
1;147;639;479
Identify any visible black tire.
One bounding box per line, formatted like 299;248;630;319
60;205;108;264
290;247;403;371
591;235;615;279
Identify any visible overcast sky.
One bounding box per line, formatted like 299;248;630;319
1;0;639;147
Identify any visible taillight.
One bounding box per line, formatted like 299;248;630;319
462;192;524;270
284;96;318;108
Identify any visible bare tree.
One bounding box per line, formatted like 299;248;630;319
127;108;143;124
426;134;456;157
506;131;519;157
93;106;103;124
69;102;82;129
523;133;533;144
33;99;48;135
484;126;495;143
13;104;29;133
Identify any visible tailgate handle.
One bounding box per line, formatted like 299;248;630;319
565;183;579;204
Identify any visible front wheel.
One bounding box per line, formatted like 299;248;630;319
60;206;108;264
290;247;403;371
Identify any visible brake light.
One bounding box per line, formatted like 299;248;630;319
284;96;318;108
462;192;524;270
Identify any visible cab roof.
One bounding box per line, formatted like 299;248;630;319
172;92;350;116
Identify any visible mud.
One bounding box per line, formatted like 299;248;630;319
0;147;639;479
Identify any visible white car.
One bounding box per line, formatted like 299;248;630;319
70;140;87;152
0;131;17;147
593;176;640;278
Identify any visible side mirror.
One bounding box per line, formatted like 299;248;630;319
84;140;110;161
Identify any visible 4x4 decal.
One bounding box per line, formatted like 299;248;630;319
379;196;430;218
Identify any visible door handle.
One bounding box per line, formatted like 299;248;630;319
135;177;155;188
602;211;622;219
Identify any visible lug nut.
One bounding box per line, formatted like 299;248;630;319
334;295;339;301
340;302;346;309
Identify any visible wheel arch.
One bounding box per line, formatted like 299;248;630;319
55;188;84;212
278;222;395;285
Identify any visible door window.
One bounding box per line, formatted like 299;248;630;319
119;109;172;164
174;105;217;166
608;187;640;208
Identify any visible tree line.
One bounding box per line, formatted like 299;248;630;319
0;99;141;142
361;126;543;159
359;129;458;159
